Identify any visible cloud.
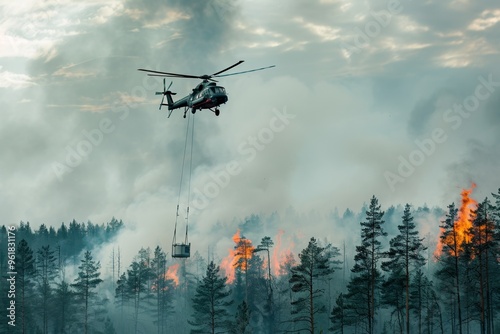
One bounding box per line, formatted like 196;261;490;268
0;69;36;89
1;0;499;265
468;9;500;31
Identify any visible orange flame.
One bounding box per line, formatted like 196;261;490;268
433;227;445;259
221;230;297;282
271;230;284;276
220;230;254;284
165;263;180;286
279;252;297;276
436;183;477;258
271;230;295;276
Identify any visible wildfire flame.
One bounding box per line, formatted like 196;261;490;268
220;230;254;284
271;230;295;276
435;183;477;258
165;263;180;286
220;229;297;283
433;227;445;259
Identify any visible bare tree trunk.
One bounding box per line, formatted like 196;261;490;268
405;246;410;334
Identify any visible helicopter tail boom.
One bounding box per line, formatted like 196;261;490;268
165;91;174;108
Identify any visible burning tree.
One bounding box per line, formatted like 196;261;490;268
220;230;255;285
470;198;497;334
434;184;477;334
435;202;464;334
220;230;255;304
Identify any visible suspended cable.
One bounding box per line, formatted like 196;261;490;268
173;111;191;246
177;112;192;206
185;113;195;245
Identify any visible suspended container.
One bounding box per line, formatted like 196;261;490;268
172;206;191;258
172;243;190;258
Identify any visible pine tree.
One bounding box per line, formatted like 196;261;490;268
16;239;36;333
231;301;251;334
289;237;339;334
256;236;275;333
382;204;426;334
36;245;58;334
257;236;274;283
37;224;50;246
330;293;356;334
126;248;154;333
491;188;500;334
246;252;268;330
71;250;103;334
151;246;174;334
434;203;464;334
381;269;405;333
18;221;34;244
345;195;387;334
491;188;500;224
418;274;444;334
410;269;426;334
471;198;497;334
114;272;128;333
275;252;297;333
53;279;76;333
233;234;254;304
189;261;233;334
67;220;85;258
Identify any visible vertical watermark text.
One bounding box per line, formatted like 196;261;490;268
6;226;17;327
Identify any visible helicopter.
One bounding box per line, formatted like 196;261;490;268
138;60;275;118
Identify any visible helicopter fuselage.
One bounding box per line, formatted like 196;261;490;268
167;81;228;112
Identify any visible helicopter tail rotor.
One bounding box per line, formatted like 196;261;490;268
156;79;176;110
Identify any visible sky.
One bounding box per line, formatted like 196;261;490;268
1;0;500;265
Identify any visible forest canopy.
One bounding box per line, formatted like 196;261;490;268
2;186;500;333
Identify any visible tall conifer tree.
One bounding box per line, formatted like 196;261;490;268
345;195;387;334
382;204;427;334
289;237;339;334
71;250;103;334
189;261;233;334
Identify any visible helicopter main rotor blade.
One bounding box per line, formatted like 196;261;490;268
215;65;276;78
211;60;244;76
146;73;201;79
138;69;200;79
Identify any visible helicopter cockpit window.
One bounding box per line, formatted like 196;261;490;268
212;87;225;94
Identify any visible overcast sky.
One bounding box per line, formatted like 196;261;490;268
1;0;499;264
